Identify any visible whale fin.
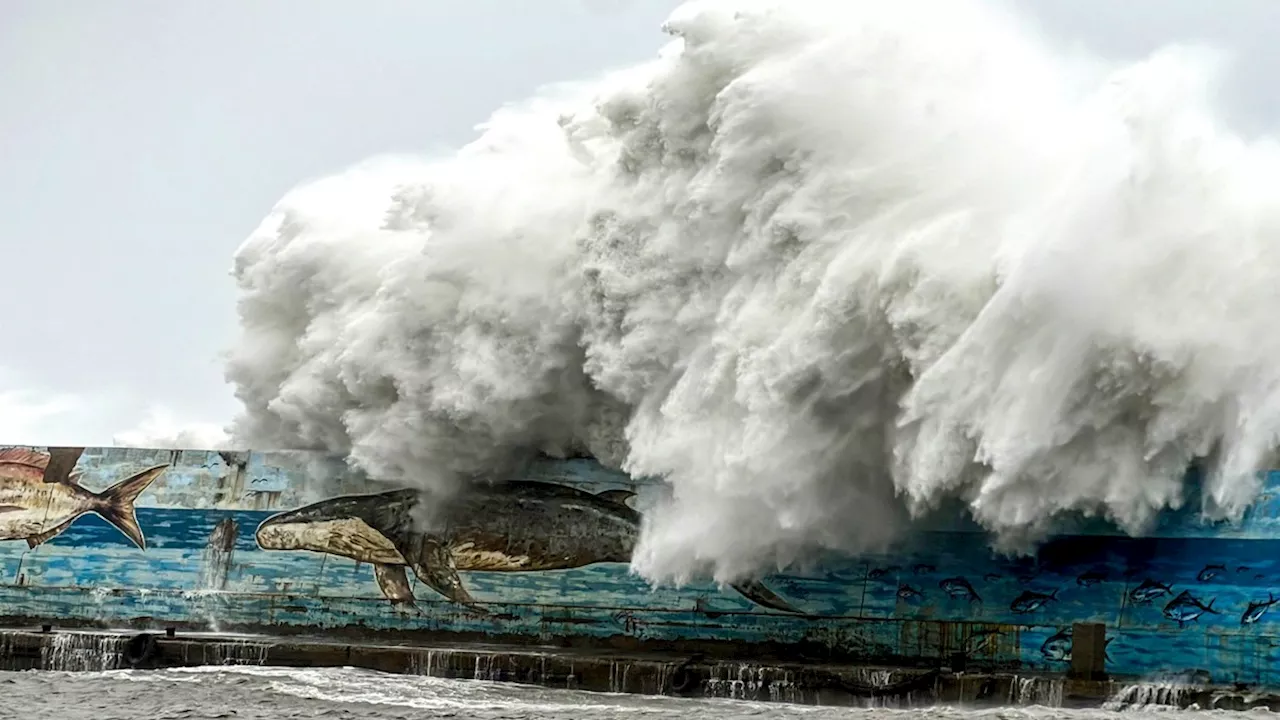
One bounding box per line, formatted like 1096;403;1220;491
404;535;487;614
730;579;809;615
373;563;417;611
596;489;636;507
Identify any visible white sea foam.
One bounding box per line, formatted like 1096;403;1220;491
225;0;1280;586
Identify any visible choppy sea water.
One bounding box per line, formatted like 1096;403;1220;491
0;666;1262;720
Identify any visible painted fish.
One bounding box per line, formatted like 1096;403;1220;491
897;583;924;602
983;573;1002;582
1196;564;1226;582
0;447;168;550
1010;589;1058;614
912;564;936;575
868;565;901;580
1076;569;1108;587
939;576;981;603
1041;628;1073;662
1128;578;1174;605
255;481;807;615
1162;590;1218;628
1040;628;1114;663
1242;593;1279;626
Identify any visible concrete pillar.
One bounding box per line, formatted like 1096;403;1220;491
1069;623;1107;681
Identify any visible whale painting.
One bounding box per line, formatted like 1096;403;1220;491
254;480;807;614
0;446;169;550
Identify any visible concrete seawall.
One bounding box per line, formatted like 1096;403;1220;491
2;627;1277;711
3;444;1280;695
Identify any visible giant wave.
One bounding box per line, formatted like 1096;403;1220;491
224;0;1280;587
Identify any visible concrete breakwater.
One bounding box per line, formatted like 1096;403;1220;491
0;627;1275;711
4;444;1280;695
0;625;1198;702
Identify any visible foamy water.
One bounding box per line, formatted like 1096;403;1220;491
5;666;1269;720
217;0;1280;589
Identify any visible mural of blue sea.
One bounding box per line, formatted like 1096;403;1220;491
2;444;1280;685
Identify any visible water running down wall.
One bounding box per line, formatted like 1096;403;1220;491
3;444;1280;687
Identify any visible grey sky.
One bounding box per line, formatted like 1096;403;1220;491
0;1;1275;446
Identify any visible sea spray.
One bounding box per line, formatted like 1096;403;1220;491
226;0;1280;587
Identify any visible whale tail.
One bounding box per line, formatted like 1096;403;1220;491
730;578;809;615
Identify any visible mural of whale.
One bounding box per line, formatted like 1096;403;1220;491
254;480;807;615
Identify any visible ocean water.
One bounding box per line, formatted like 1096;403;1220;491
0;666;1260;720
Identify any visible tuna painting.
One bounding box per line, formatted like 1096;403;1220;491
0;447;168;550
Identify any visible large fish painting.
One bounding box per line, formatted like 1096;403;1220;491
0;447;168;549
255;480;807;615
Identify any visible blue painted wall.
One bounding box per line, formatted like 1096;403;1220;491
1;444;1279;685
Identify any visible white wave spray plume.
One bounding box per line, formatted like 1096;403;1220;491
225;0;1280;587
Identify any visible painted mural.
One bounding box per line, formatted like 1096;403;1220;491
4;443;1280;686
0;447;168;551
253;482;804;614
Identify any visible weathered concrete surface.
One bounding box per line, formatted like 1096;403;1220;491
2;627;1278;711
1069;622;1107;682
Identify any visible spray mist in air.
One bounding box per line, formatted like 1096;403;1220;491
224;0;1280;587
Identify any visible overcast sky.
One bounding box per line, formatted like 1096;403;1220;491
1;0;1276;448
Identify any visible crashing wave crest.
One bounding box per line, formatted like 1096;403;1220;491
225;0;1280;585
